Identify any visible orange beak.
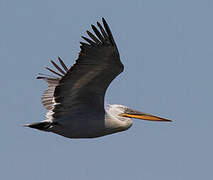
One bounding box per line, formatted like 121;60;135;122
120;109;172;122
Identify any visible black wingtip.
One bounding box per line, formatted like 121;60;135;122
45;67;63;77
50;60;66;75
58;56;68;72
102;17;109;29
101;17;116;46
81;17;117;49
81;36;97;46
102;17;106;23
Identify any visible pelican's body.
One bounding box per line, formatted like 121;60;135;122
25;18;171;138
48;105;132;138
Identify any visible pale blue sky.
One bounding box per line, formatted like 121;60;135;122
1;0;213;179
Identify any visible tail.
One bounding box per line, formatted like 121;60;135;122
24;121;52;131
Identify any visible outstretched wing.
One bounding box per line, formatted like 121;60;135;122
38;18;124;119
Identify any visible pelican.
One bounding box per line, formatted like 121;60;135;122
25;18;171;138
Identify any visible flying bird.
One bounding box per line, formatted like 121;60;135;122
25;18;171;138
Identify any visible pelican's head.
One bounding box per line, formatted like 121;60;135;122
107;104;172;122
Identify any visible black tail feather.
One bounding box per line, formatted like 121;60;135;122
24;121;52;131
